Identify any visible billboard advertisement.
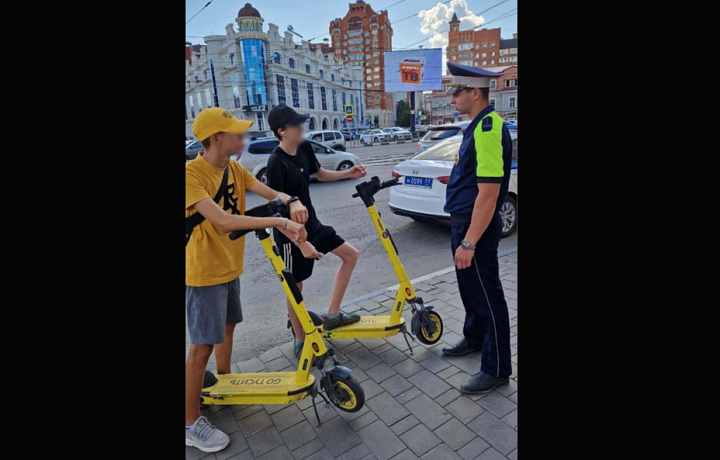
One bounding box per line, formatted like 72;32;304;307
383;49;443;93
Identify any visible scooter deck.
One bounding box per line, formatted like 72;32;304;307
321;316;405;339
201;372;315;405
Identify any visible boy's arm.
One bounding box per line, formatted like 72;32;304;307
193;198;307;243
315;165;367;182
247;181;309;224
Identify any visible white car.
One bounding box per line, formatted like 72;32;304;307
382;127;412;141
359;129;388;144
234;138;361;184
305;130;346;151
389;136;518;237
416;121;471;152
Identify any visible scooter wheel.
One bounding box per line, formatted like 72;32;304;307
331;375;365;413
416;311;443;345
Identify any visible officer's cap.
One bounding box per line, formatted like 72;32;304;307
445;61;502;94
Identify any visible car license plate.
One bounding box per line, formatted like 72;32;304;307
404;176;433;188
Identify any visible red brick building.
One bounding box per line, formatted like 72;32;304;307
329;1;393;121
446;13;516;68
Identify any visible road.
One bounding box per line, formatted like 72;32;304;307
186;142;517;363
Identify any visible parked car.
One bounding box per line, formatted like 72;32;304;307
389;136;518;237
416;121;470;152
359;129;388;144
186;140;203;162
340;129;353;141
305;130;346;151
381;127;412;141
234;138;362;184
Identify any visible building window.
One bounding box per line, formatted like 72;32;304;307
505;79;511;88
187;80;190;88
307;82;315;109
341;78;345;85
483;43;487;48
335;34;340;39
491;51;495;56
321;86;327;110
276;75;286;105
291;78;300;108
342;91;346;107
229;53;234;65
373;59;379;64
331;74;335;82
273;52;281;64
306;64;311;73
450;47;456;52
195;76;199;84
203;70;208;80
232;75;241;108
514;79;518;87
482;61;487;65
350;93;354;106
320;69;324;78
509;97;516;108
475;61;479;66
343;34;347;39
491;42;496;47
289;58;295;69
490;99;496;106
491;60;495;64
490;79;496;89
196;93;202;109
185;105;189;120
332;89;338;111
257;112;265;131
482;53;487;58
205;88;212;107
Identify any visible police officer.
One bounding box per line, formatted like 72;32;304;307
441;61;513;394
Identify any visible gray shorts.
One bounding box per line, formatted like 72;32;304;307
186;277;243;345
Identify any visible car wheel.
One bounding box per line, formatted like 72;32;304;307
338;161;354;171
374;137;379;142
257;168;268;184
501;195;517;237
334;144;346;151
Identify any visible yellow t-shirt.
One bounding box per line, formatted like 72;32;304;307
186;153;259;286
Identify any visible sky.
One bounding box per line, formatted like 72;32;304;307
186;0;517;54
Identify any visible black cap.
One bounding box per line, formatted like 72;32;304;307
268;105;307;133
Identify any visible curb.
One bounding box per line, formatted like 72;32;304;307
342;246;517;307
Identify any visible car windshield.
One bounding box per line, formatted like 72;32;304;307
412;138;462;162
421;128;461;141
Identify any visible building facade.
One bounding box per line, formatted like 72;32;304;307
186;3;363;138
487;65;517;118
446;14;516;68
330;1;393;128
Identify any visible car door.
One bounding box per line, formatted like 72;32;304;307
243;139;279;175
309;132;324;146
308;139;334;170
323;132;335;147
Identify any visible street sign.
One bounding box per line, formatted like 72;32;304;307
419;114;426;120
306;113;310;120
344;104;354;116
454;111;459;118
346;115;354;123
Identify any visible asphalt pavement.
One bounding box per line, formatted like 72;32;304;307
186;143;517;362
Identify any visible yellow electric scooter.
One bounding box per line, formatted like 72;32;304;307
200;199;365;425
288;177;443;354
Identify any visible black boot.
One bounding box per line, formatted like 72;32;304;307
442;338;481;356
460;372;509;394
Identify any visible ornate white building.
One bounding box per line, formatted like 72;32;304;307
186;3;364;138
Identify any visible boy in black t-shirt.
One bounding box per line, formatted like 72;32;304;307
267;106;368;356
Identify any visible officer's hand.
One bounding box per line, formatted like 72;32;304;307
454;246;474;270
285;220;308;245
289;200;309;224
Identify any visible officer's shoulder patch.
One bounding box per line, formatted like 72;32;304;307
481;117;493;132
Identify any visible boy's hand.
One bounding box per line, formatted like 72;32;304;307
299;241;322;260
284;220;307;244
289;200;309;224
347;165;367;179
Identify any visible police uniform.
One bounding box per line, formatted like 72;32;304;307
443;62;513;379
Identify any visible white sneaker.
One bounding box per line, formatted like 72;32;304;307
185;416;230;452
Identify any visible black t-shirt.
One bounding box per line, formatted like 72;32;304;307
267;140;322;243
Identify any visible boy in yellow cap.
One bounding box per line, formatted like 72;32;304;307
185;108;310;453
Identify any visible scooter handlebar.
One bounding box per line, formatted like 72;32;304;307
379;177;400;189
229;198;287;241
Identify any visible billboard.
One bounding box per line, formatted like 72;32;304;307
383;49;443;93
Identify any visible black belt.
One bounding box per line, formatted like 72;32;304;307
450;213;472;223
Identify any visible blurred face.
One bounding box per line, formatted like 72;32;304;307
213;132;246;158
281;123;305;144
450;88;479;115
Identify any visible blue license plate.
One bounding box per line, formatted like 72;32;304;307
404;176;433;188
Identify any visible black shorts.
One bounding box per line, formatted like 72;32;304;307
278;225;345;283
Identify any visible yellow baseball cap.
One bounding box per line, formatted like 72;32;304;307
192;108;253;141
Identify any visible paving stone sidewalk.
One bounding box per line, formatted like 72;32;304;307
188;252;517;460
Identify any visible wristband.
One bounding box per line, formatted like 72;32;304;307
283;218;288;230
287;196;299;205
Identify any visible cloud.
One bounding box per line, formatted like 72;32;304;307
418;0;486;53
